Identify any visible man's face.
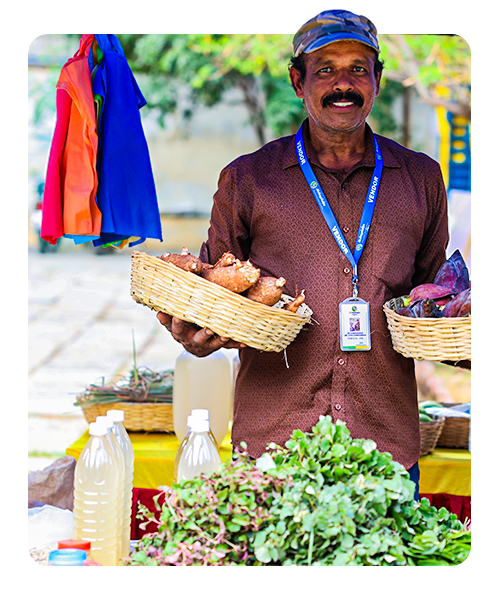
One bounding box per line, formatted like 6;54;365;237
290;41;381;136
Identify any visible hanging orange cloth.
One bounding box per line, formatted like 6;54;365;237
41;34;102;244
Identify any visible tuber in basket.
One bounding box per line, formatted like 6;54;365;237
130;251;313;353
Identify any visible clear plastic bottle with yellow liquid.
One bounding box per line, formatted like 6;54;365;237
175;413;221;482
107;409;134;561
95;415;126;563
73;421;121;566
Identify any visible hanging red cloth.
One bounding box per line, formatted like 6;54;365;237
41;34;102;244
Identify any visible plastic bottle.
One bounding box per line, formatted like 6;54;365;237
48;548;87;566
73;421;121;566
95;415;126;563
191;408;218;447
173;350;232;447
173;411;217;482
175;415;221;482
107;409;134;562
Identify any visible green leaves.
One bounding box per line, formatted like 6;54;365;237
125;416;470;567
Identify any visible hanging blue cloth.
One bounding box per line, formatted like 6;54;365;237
90;34;162;247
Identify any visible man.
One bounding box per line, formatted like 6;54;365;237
157;10;451;496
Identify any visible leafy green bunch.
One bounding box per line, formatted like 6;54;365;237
126;416;470;566
252;417;470;565
125;455;289;566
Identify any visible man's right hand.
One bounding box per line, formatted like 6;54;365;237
156;312;246;357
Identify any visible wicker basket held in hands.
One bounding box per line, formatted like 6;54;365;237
383;298;471;362
130;251;313;353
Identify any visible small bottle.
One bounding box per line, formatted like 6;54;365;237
48;548;87;566
73;421;121;566
175;415;221;483
107;409;134;562
190;409;218;447
173;411;218;482
95;416;126;564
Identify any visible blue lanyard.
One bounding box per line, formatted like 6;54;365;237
295;122;383;297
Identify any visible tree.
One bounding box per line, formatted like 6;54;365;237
378;34;471;121
117;33;470;145
118;34;305;146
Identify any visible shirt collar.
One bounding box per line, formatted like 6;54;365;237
282;118;402;171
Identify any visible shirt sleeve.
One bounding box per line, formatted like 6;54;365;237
410;160;450;288
199;161;252;265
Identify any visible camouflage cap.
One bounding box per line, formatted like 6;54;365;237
293;9;380;57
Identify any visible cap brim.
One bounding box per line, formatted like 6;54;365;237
297;32;379;56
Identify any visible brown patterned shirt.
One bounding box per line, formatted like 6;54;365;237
200;119;449;468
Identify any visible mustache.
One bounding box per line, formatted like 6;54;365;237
322;91;364;108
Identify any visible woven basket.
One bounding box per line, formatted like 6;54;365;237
383;298;471;362
130;251;313;353
420;415;446;456
81;401;174;432
436;403;470;449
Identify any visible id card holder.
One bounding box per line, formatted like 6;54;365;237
339;297;371;351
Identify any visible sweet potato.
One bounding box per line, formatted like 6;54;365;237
284;289;306;313
214;252;237;268
159;247;203;274
245;276;287;306
201;259;260;293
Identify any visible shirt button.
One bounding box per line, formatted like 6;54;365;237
338;358;345;366
343;267;350;274
343;226;349;233
334;403;342;411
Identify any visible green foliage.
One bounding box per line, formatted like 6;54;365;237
30;34;470;144
126;416;470;567
369;79;404;141
115;33;470;143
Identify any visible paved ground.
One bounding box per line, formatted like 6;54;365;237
28;245;184;472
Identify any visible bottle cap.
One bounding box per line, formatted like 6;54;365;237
89;421;108;437
190;419;210;433
191;408;210;421
58;539;91;551
95;415;114;430
48;549;87;566
106;409;125;422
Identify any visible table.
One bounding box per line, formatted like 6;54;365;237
418;447;471;524
66;431;233;489
66;433;471;538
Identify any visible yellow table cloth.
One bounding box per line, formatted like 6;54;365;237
418;448;471;497
67;432;470;496
66;431;233;489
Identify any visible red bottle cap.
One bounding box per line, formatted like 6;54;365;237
58;539;92;551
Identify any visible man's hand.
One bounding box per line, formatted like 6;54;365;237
156;312;246;357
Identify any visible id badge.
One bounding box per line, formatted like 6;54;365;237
339;297;371;351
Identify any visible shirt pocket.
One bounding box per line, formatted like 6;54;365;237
369;223;420;299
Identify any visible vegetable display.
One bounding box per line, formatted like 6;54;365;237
158;248;306;312
125;416;470;566
394;250;471;319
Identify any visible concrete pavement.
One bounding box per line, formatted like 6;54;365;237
28;245;184;471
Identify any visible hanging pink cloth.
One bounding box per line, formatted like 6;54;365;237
42;34;102;244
